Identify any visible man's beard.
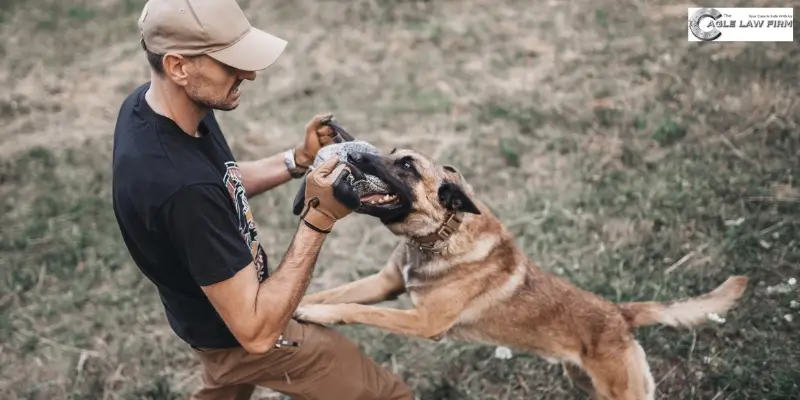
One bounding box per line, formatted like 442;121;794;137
186;80;240;111
191;95;238;111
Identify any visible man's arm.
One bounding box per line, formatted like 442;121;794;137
161;157;357;354
237;152;293;197
161;183;322;353
201;222;326;353
236;113;340;197
202;157;356;353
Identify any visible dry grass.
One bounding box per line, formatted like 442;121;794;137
1;0;798;399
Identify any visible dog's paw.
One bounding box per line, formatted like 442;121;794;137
293;304;344;325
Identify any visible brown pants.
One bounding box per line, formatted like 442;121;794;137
189;318;415;400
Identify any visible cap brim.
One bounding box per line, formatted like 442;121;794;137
206;27;287;72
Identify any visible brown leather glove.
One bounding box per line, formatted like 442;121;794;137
299;157;361;233
294;113;339;171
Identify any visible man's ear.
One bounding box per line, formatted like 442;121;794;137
162;53;191;86
437;181;481;215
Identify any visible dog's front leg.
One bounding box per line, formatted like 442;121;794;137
294;303;456;341
295;285;466;341
300;243;407;306
299;268;405;306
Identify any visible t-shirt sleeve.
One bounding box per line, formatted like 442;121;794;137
158;183;254;286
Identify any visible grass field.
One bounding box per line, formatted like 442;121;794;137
1;0;798;399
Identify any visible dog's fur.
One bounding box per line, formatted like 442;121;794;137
294;149;749;400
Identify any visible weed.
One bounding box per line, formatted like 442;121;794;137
652;117;686;146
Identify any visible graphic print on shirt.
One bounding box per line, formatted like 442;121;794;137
223;161;268;283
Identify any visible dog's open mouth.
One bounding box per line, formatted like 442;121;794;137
351;175;402;210
293;140;413;223
360;193;400;205
349;171;411;225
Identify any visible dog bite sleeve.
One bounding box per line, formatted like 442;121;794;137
292;140;386;216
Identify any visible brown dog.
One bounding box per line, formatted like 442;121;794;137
293;148;749;400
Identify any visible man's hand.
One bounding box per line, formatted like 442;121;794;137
294;113;339;170
299;157;361;233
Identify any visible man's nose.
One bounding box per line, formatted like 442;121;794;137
239;70;257;81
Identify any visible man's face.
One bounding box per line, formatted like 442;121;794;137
182;56;257;111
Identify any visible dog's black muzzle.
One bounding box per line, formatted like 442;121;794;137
346;152;414;224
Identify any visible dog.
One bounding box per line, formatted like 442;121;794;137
293;148;749;400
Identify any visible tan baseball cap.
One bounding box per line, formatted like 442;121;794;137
138;0;287;72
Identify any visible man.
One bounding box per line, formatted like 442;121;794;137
111;0;415;399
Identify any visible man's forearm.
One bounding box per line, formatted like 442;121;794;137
238;152;294;196
248;223;326;348
200;222;328;353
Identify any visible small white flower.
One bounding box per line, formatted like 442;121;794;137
707;313;726;324
695;371;705;379
790;300;799;309
767;283;793;295
788;278;797;286
494;346;513;360
724;217;745;227
784;314;793;323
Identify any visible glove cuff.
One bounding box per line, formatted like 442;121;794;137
299;198;336;233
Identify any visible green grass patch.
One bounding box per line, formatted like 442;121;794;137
572;117;800;398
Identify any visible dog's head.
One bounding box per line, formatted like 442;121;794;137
347;148;481;239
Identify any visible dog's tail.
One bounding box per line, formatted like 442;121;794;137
617;276;748;329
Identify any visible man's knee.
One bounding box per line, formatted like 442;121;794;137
326;370;413;400
300;322;415;399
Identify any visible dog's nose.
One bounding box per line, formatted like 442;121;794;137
347;152;365;165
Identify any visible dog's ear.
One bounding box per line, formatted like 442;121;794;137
437;181;481;215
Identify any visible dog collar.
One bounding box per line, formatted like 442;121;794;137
409;211;464;252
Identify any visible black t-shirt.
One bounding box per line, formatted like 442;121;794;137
111;82;270;349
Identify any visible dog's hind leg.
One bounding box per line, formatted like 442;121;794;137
630;340;655;399
562;361;598;399
300;243;407;306
581;340;654;400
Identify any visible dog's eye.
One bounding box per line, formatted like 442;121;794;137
397;156;414;171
